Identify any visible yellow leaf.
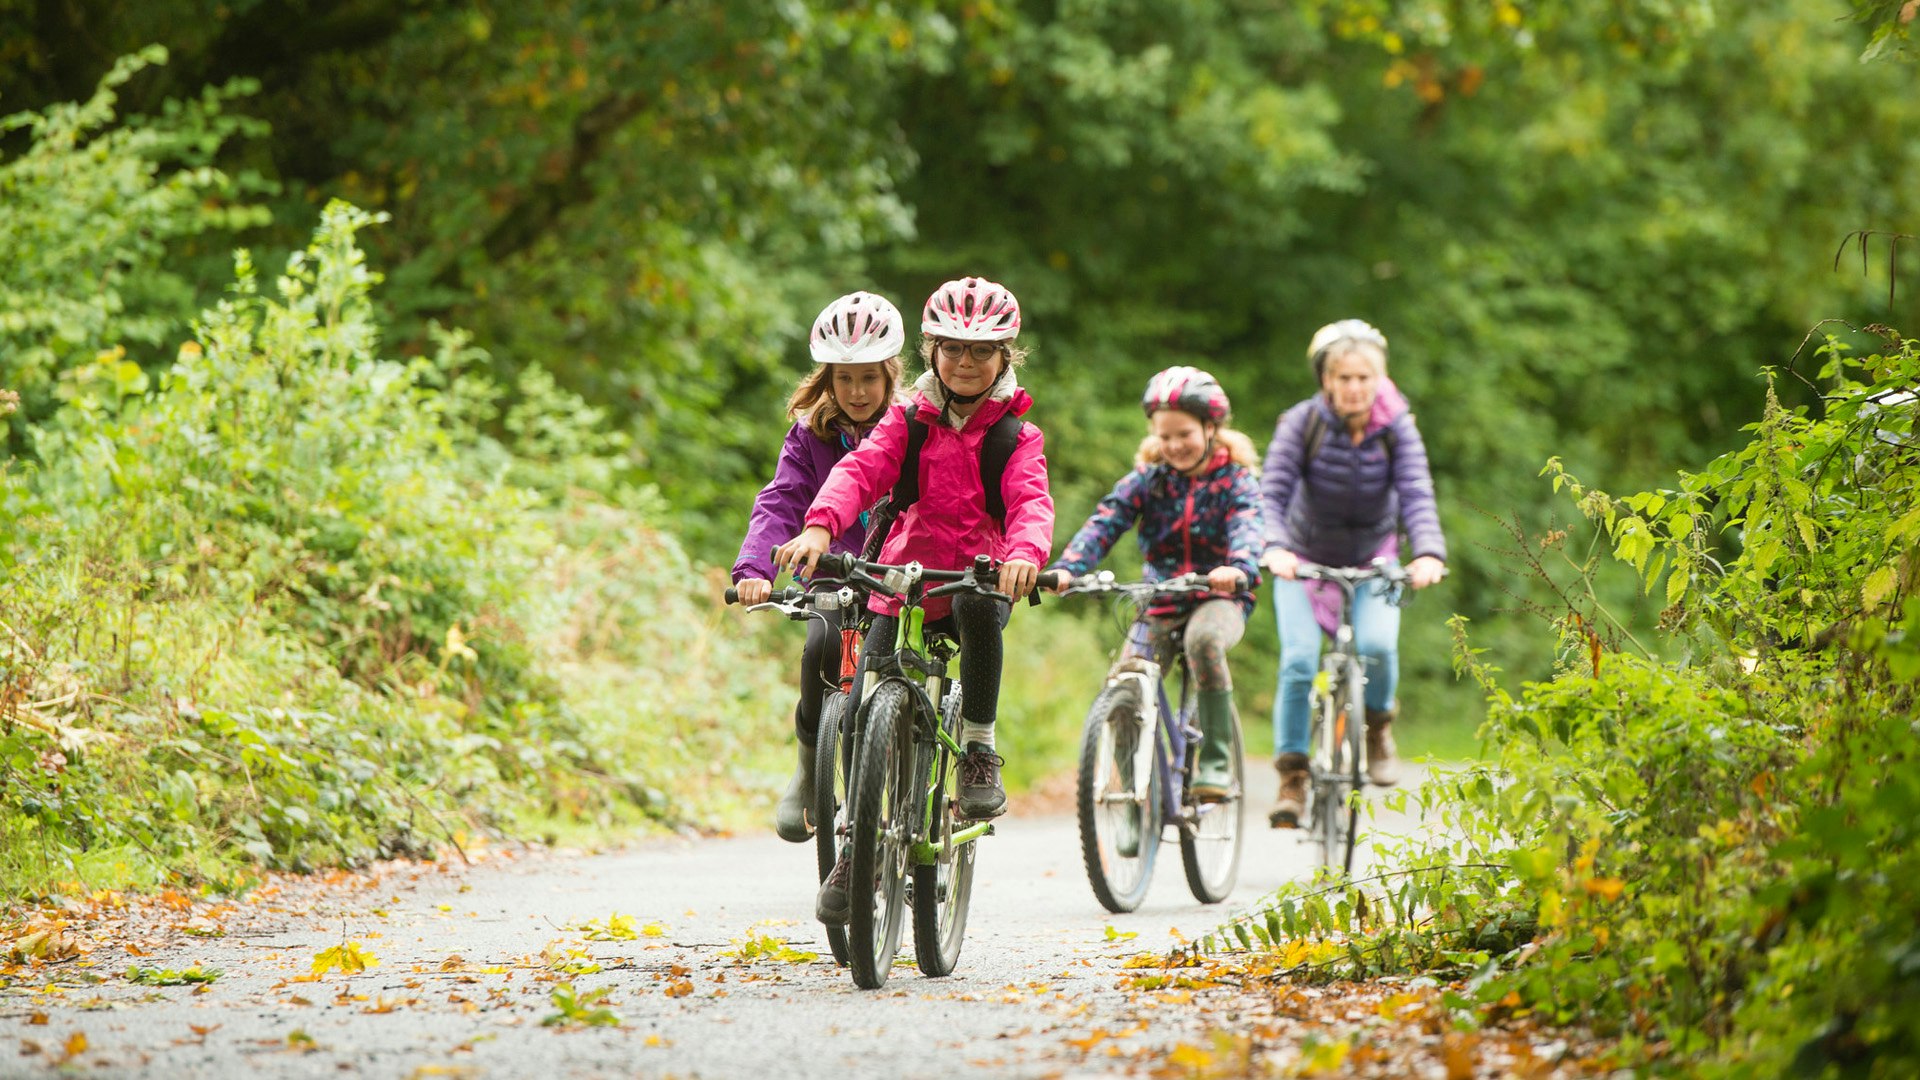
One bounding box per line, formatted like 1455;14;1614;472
63;1032;88;1058
1863;565;1899;609
1166;1043;1214;1069
312;942;380;976
1582;877;1625;902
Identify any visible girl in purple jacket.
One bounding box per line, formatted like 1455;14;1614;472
732;291;905;844
1259;320;1447;828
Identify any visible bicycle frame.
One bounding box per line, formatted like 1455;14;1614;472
1117;619;1205;828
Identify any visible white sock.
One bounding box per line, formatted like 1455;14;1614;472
962;722;995;751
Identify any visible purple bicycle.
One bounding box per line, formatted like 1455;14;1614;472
1046;571;1246;913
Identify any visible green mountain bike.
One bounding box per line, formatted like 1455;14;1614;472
815;551;1018;990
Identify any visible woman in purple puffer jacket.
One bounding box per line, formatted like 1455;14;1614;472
732;292;904;844
1259;320;1447;829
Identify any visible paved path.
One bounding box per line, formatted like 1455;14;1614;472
1;761;1435;1078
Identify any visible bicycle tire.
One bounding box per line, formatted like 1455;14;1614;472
911;684;975;976
847;681;914;990
1337;663;1365;875
1180;710;1244;904
1076;683;1162;914
812;691;852;966
1309;657;1362;876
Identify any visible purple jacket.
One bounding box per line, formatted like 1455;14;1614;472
1260;382;1446;568
732;421;869;583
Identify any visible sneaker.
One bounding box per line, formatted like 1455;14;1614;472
816;853;851;926
957;743;1007;819
1268;752;1309;828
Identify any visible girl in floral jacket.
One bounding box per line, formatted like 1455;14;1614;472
1047;367;1263;801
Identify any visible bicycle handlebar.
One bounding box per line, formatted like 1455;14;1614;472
1293;557;1413;587
815;552;1026;607
1048;569;1219;599
722;583;861;621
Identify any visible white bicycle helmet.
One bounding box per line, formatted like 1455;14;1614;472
810;292;906;365
921;277;1022;342
1307;319;1389;377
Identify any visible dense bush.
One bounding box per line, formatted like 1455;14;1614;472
0;72;804;890
1216;333;1919;1075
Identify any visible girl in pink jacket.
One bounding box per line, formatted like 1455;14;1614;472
778;276;1053;862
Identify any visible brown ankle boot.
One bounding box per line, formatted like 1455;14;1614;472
1365;708;1401;787
1269;752;1309;828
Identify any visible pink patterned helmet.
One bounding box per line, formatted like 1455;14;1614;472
1142;366;1231;423
809;292;905;365
921;276;1022;342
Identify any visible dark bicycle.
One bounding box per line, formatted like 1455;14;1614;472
814;550;1022;989
1045;570;1246;913
1294;558;1413;876
722;581;866;964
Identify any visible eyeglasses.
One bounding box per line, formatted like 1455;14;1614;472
935;340;1003;362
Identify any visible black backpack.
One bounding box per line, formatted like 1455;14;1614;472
859;409;1025;559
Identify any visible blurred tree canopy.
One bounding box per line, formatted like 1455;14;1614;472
4;0;1917;687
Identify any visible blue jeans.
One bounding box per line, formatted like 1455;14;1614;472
1271;576;1400;756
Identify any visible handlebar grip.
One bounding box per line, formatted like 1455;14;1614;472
815;552;854;578
724;586;741;605
1036;569;1072;593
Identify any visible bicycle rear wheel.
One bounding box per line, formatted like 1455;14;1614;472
1180;711;1244;904
911;684;976;976
812;691;852;966
847;681;914;990
1077;683;1162;914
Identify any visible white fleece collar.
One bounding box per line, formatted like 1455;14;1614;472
913;367;1019;431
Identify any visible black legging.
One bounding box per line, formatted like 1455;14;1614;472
793;595;844;744
862;593;1010;730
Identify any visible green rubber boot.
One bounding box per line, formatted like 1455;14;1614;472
773;739;815;842
1190;689;1237;802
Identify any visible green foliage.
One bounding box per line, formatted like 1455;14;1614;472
0;86;807;892
0;46;268;430
542;982;620;1029
1221;333;1920;1074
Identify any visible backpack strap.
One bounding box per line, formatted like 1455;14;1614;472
889;412;932;513
979;412;1024;527
1300;405;1330;467
887;409;1025;529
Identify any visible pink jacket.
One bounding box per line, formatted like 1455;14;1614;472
805;389;1054;619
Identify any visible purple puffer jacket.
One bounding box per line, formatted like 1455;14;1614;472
732;421;869;584
1260;382;1446;568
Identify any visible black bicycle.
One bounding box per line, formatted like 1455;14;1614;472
1294;559;1412;876
1046;571;1246;913
814;551;1022;989
722;581;865;964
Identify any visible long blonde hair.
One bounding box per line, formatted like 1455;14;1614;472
787;358;904;441
1136;425;1259;470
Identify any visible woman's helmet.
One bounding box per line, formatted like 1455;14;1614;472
1141;366;1231;423
921;277;1022;342
810;292;905;365
1307;319;1389;377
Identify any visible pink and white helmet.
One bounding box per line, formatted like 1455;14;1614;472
921;276;1022;342
1142;366;1231;423
809;292;906;366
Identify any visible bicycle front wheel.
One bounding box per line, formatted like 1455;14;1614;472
911;686;976;976
1310;662;1362;876
847;681;914;990
813;691;852;966
1180;711;1244;904
1077;684;1162;914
